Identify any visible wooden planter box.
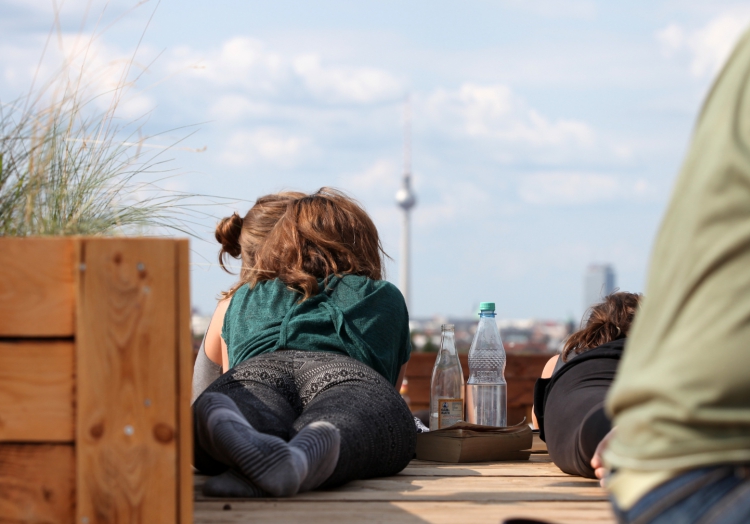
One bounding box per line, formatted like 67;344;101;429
0;237;193;524
404;352;550;425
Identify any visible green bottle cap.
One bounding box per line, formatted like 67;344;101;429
479;302;495;311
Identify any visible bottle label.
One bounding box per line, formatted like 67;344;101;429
438;398;464;429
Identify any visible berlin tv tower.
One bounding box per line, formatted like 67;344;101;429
395;96;417;312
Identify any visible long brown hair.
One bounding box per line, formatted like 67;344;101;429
215;191;305;283
216;188;387;300
562;292;642;362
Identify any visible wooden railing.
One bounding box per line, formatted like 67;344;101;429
404;352;550;425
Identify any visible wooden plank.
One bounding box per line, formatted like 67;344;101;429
195;501;615;524
507;354;551;378
507;378;537;407
0;237;76;337
195;475;607;503
399;464;566;477
405;353;550;413
0;444;75;523
400;457;564;477
76;238;178;524
0;341;74;442
406;354;550;380
404;376;430;405
176;239;194;524
406;352;437;376
409;454;554;467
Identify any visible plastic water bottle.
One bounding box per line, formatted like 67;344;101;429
466;302;507;427
429;324;465;430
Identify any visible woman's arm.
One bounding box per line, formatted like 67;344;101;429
541;354;559;379
542;358;617;478
532;355;560;428
395;362;408;392
191;333;221;404
591;427;616;487
192;299;232;403
205;298;231;372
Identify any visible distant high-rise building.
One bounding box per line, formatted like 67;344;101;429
584;264;616;310
395;97;416;312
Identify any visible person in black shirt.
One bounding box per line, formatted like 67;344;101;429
533;292;641;478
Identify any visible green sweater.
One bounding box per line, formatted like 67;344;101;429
222;275;411;385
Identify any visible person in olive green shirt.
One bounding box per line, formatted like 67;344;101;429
598;27;750;524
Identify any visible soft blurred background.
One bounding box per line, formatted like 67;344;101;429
2;0;747;351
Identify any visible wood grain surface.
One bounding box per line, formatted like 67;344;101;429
176;239;194;524
0;341;75;442
195;501;614;524
0;237;76;337
404;353;549;413
194;455;615;524
400;456;563;477
0;444;75;523
76;238;179;524
196;475;606;503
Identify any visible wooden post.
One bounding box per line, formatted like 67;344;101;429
0;237;192;524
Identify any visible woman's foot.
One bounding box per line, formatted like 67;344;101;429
202;469;267;498
195;393;303;497
290;421;341;492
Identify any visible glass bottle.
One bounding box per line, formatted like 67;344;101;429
466;302;507;427
429;324;465;430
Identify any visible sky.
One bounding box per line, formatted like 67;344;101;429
1;0;748;320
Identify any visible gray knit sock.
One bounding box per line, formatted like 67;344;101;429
290;421;341;492
195;393;303;497
202;469;267;498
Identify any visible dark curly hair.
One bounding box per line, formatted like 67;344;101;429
562;292;643;362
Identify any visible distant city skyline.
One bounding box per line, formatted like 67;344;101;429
584;264;617;311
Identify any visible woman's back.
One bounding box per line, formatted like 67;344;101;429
533;292;641;478
540;338;624;477
223;275;411;385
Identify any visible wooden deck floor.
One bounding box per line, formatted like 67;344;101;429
194;452;616;523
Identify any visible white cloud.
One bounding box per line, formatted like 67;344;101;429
657;10;750;78
657;23;686;58
170;37;402;104
208;94;273;122
219;128;312;167
292;54;402;103
341;159;398;193
424;83;595;149
1;0;134;16
170;38;286;94
499;0;596;18
518;172;633;205
517;172;656;205
0;32;156;119
414;180;493;227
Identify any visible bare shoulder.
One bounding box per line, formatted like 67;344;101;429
204;297;231;366
213;297;231;319
541;354;560;379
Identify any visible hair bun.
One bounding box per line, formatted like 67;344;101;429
216;213;243;271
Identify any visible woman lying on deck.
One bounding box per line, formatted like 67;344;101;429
533;292;641;478
192;188;415;498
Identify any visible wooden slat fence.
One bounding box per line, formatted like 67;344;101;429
404;352;550;424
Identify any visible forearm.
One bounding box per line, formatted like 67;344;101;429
192;337;223;404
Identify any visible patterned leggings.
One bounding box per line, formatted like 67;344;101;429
193;350;416;489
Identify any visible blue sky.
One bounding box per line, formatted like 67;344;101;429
2;0;748;320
